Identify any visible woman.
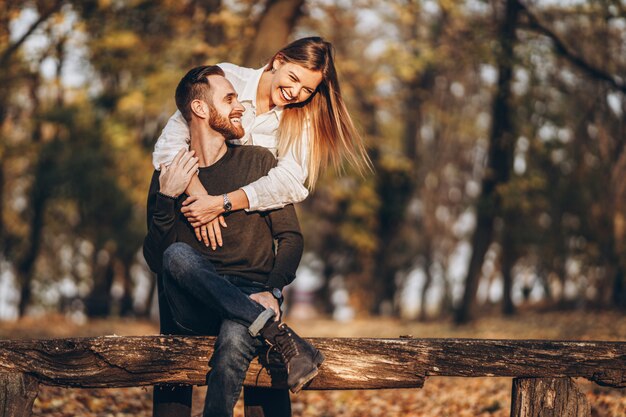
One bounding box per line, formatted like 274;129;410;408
153;36;369;248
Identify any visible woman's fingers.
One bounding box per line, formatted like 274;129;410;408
201;225;210;247
212;219;223;247
207;223;217;250
218;215;227;228
194;226;202;242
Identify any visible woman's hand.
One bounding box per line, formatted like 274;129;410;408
182;195;224;226
194;216;228;250
183;195;227;249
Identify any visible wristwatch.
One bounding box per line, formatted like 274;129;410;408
222;193;232;212
270;287;283;300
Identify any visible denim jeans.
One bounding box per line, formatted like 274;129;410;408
161;242;278;417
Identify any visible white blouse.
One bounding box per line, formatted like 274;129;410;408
152;62;309;211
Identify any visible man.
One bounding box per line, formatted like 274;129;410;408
143;65;324;417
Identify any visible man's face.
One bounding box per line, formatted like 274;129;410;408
207;75;245;140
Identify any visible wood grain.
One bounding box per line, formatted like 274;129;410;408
0;337;624;389
511;377;590;417
0;373;38;417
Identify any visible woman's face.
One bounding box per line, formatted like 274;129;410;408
269;60;323;107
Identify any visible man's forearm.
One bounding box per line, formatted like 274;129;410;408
267;204;304;289
267;230;304;289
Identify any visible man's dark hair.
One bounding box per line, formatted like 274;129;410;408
175;65;225;122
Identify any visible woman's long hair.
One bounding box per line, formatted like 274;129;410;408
268;37;371;188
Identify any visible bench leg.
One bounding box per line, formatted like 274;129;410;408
510;377;590;417
0;373;39;417
152;384;192;417
243;387;291;417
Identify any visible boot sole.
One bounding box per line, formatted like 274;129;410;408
290;351;325;394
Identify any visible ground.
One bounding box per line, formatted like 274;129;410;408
0;310;624;416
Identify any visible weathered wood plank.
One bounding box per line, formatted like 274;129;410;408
0;337;624;389
511;378;590;417
0;373;38;417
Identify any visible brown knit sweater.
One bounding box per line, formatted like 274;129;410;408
143;144;303;289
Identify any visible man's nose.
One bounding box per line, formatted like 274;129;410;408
233;99;244;112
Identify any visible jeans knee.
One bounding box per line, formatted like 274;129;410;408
211;321;258;367
163;242;194;276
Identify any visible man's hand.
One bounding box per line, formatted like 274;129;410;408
194;216;228;249
249;292;280;321
159;149;199;198
182;194;224;227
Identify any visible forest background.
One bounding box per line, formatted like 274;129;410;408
1;0;625;323
1;0;625;415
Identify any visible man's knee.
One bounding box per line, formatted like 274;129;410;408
163;242;195;276
211;320;258;367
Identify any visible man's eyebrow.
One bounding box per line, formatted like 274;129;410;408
225;92;237;100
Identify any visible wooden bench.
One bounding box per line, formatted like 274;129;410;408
0;336;624;416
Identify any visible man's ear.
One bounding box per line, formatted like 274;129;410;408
190;99;209;119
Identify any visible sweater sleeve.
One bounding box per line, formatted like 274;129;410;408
152;111;191;170
265;204;304;289
142;171;180;274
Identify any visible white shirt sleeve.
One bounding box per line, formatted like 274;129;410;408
241;128;310;211
152;110;191;170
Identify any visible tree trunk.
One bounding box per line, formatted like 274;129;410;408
511;377;590;417
243;0;305;67
16;161;50;317
199;0;223;47
420;253;434;321
613;264;626;309
0;373;38;417
501;222;516;315
119;259;134;317
84;249;116;317
455;0;520;324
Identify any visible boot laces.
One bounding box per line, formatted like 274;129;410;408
273;323;299;363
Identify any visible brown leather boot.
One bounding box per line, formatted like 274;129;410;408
261;321;325;393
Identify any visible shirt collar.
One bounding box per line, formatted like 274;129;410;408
239;66;266;105
239;65;283;120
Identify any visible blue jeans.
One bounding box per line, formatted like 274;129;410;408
162;242;278;417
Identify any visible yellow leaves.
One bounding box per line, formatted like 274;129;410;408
98;0;112;9
104;120;130;149
379;152;412;173
97;30;140;51
117;90;145;115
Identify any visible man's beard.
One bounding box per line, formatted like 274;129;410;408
209;105;245;140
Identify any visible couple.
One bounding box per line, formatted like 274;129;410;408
143;37;368;417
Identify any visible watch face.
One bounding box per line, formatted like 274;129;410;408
223;194;232;211
272;288;283;299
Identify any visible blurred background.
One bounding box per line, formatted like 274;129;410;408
2;0;626;415
1;0;625;325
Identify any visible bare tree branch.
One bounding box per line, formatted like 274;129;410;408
517;0;626;94
0;1;63;67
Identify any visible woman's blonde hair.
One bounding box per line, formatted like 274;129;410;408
268;37;371;188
